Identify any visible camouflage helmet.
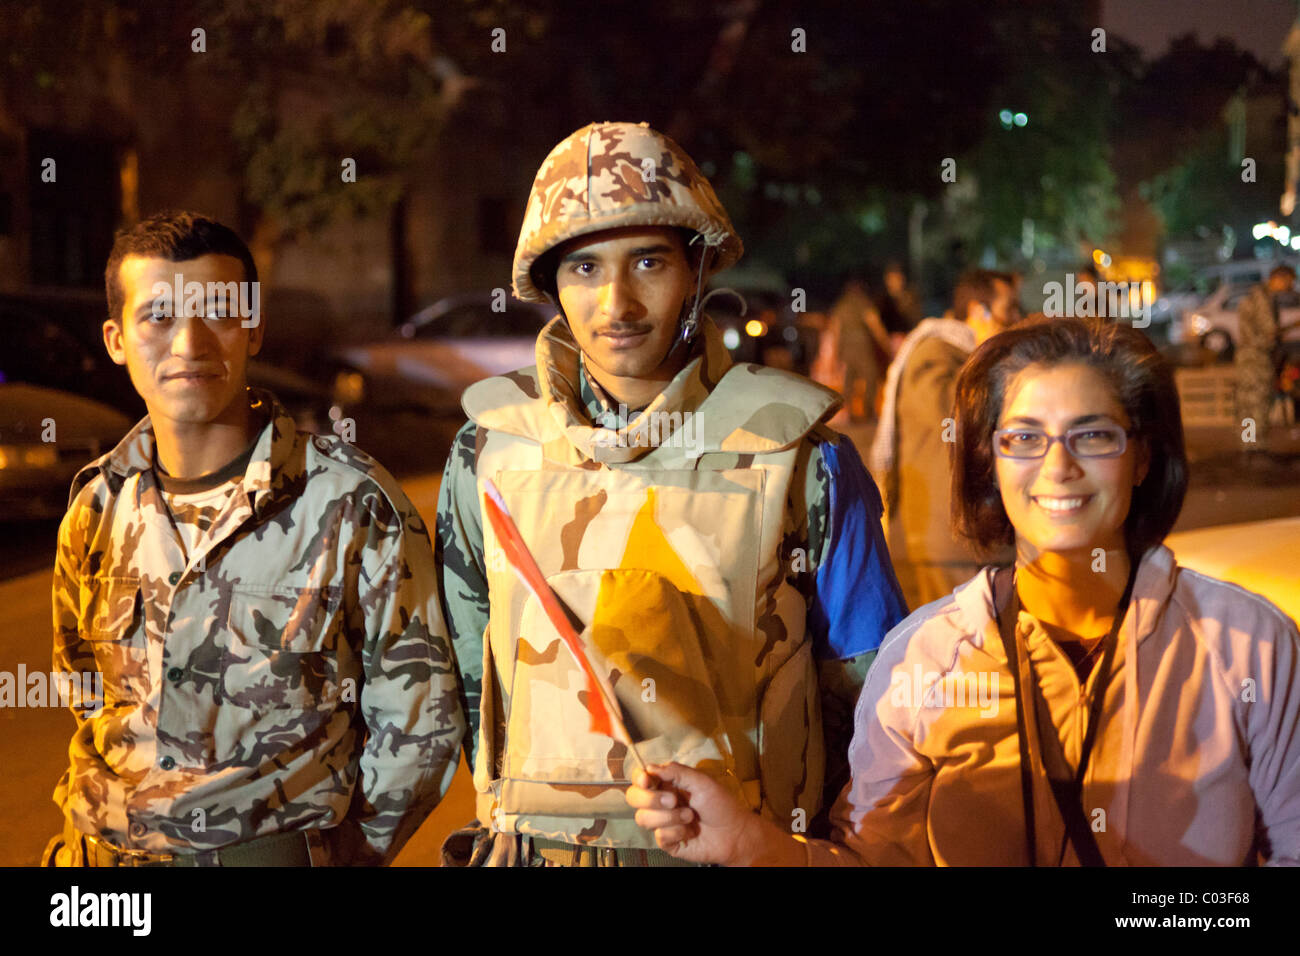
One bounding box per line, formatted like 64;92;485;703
512;121;743;302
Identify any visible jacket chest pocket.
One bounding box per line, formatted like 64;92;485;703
224;585;343;711
81;576;144;705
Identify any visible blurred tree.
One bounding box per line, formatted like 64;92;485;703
958;0;1132;267
1119;35;1285;258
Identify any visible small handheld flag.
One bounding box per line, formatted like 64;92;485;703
481;479;647;775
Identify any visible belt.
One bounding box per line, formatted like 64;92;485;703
526;836;698;868
82;829;320;867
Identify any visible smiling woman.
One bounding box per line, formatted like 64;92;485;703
626;316;1300;867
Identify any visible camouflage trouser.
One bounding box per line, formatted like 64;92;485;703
440;824;698;867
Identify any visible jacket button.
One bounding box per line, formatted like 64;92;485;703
167;667;183;682
159;756;176;771
168;572;181;585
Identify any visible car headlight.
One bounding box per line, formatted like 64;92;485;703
332;369;366;406
0;444;58;469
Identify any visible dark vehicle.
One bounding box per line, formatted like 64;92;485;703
0;290;143;418
0;382;132;521
331;292;552;416
329;292;552;473
703;284;819;374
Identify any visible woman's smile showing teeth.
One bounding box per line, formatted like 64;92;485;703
1033;494;1090;515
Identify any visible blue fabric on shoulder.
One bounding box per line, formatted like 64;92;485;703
811;436;910;660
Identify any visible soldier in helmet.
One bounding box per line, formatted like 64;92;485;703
435;122;908;866
43;211;464;866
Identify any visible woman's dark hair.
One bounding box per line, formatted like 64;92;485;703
951;315;1188;561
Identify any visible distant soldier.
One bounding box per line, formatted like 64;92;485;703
44;212;463;867
1235;263;1294;448
435;122;907;866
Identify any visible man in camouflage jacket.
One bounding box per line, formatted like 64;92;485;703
44;212;463;866
436;122;907;866
1235;264;1293;446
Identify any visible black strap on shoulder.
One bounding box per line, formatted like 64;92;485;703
998;578;1037;866
998;563;1138;867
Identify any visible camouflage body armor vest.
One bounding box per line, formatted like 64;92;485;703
462;317;840;848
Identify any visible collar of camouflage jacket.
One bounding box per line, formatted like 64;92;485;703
69;388;299;513
530;313;731;464
463;313;841;463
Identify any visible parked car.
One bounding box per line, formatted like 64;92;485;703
331;292;553;419
1182;284;1300;360
0;383;133;521
1165;517;1300;625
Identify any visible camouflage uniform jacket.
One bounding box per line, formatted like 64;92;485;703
437;316;908;847
52;389;464;865
1236;284;1280;428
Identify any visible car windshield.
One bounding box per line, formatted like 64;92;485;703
414;303;545;339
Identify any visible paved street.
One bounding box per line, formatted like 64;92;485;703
2;425;1298;866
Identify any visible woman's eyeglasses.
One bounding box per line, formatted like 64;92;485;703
994;424;1130;460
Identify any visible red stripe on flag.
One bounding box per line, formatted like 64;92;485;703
482;479;620;740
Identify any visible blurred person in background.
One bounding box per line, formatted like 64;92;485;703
1236;263;1295;454
823;276;891;423
628;317;1300;866
870;269;1019;610
44;212;463;867
877;260;923;351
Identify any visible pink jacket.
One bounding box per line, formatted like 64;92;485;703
805;545;1300;865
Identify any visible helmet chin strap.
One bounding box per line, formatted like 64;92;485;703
666;236;714;359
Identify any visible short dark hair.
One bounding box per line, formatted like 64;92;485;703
952;268;1012;322
951;315;1188;562
104;211;258;323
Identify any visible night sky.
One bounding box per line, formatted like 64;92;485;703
1106;0;1298;65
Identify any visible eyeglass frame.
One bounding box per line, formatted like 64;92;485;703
992;423;1133;460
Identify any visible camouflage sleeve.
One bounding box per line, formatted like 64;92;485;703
342;482;465;865
51;490;99;725
434;420;489;768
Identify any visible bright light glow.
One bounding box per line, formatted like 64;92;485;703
1013;112;1028;127
1253;222;1272;240
0;444;58;469
1278;226;1291;244
745;319;767;338
999;109;1013;128
722;327;741;350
